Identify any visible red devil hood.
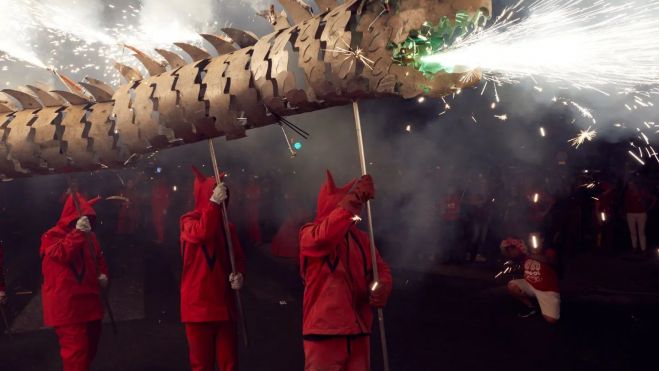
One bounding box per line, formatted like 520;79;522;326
57;193;99;229
315;170;356;222
192;166;227;211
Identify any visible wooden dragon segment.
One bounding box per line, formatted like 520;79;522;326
0;0;492;179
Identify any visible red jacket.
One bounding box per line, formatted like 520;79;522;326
40;193;108;327
179;168;245;323
299;171;392;336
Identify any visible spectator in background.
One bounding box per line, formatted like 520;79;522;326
466;177;491;262
0;243;6;305
244;176;263;247
502;233;561;324
116;178;141;239
625;179;657;253
439;185;462;263
594;180;616;249
151;176;172;244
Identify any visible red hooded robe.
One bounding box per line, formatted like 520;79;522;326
179;168;245;323
40;193;108;327
299;171;392;336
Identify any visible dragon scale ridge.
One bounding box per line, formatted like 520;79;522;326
0;0;491;179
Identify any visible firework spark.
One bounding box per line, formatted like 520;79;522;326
422;0;659;91
568;127;597;148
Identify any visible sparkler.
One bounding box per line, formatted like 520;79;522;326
324;37;375;72
568;127;597;148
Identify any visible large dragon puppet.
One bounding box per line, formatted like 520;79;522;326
0;0;491;179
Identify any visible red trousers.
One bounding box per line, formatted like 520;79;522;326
185;321;238;371
54;321;102;371
304;336;370;371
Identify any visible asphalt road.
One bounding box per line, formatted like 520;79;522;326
1;243;658;371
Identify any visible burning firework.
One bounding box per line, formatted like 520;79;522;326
568;127;597;148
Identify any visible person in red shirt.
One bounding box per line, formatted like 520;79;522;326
299;171;393;370
0;243;6;305
502;233;560;324
41;192;109;371
624;180;657;252
180;167;245;371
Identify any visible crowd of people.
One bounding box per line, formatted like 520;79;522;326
0;168;391;371
436;172;658;264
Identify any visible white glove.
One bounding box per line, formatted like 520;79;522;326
210;183;228;205
98;274;109;289
229;272;244;290
0;291;6;305
76;216;91;232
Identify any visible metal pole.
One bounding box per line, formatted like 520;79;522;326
69;190;117;335
208;139;249;348
352;101;391;371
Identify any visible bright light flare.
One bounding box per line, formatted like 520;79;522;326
422;0;659;91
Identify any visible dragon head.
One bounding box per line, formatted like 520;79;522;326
318;0;492;100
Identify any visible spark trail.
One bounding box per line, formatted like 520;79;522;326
423;0;659;91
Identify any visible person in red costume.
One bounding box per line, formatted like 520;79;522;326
299;171;393;371
41;192;109;371
180;167;245;371
0;243;6;305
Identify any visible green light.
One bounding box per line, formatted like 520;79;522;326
390;10;485;76
293;142;303;150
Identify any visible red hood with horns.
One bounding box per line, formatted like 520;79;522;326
315;170;356;222
191;166;227;211
57;193;100;229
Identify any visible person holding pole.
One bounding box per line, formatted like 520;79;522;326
40;191;109;371
299;170;392;371
180;166;245;371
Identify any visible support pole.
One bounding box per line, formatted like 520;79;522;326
69;190;117;335
352;101;391;371
208;139;249;348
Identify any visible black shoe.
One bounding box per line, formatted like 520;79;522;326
518;307;538;318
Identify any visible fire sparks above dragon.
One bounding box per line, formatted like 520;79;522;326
0;0;491;180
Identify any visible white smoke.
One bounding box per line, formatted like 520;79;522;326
137;0;217;46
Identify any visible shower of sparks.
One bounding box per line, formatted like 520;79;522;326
0;0;220;87
421;0;659;91
568;127;597;148
539;127;546;137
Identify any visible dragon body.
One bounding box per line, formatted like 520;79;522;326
0;0;491;179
